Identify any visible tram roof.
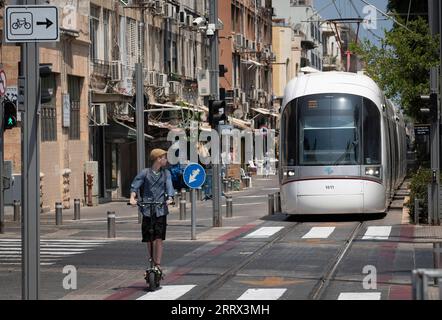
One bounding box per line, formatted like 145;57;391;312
282;72;384;111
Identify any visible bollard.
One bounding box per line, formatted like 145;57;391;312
13;200;21;222
223;179;229;193
268;194;275;216
74;199;81;220
275;192;282;213
107;211;116;238
414;198;421;225
180;198;187;220
55;202;63;225
138;211;143;224
226;195;233;218
244;177;250;188
181;189;187;202
228;179;233;192
197;188;203;201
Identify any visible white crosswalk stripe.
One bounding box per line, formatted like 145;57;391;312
244;227;284;239
137;285;196;300
0;238;112;266
362;226;392;240
302;227;336;239
338;292;382;300
237;289;287;300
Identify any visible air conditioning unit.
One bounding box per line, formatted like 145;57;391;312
154;0;164;15
243;102;250;114
241;92;247;104
169;81;182;96
111;61;122;81
146;71;157;86
251;89;259;101
156;73;168;88
163;3;175;18
92;104;108;126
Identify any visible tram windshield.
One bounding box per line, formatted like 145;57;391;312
281;94;381;166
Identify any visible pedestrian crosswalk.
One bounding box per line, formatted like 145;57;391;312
136;285;288;300
135;285;381;300
242;225;395;241
0;238;112;266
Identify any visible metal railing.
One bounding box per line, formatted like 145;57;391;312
412;269;442;300
412;243;442;299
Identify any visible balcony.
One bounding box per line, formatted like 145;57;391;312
91;59;111;78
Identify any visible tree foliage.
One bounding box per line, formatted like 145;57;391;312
351;17;439;120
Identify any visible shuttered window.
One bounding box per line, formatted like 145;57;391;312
68;76;82;140
41;74;57;142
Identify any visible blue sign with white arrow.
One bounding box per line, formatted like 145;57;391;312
183;163;206;189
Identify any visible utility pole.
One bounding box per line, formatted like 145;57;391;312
136;4;146;173
428;0;441;225
0;94;4;234
209;0;222;227
21;0;41;300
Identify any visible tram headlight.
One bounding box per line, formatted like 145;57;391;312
365;167;381;178
283;169;296;177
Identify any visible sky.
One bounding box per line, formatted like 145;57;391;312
273;0;394;47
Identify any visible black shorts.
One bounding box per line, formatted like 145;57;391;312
142;215;167;242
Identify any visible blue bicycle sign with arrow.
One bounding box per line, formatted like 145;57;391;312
183;163;206;189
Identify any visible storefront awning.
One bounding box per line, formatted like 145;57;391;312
91;91;132;103
241;59;263;67
251;108;280;118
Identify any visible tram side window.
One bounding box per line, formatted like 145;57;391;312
282;101;297;166
363;98;381;165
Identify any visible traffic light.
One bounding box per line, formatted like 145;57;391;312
40;63;53;104
2;100;17;131
208;100;227;129
219;65;228;77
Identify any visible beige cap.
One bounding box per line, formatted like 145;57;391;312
150;149;167;161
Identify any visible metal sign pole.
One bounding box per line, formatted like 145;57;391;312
20;0;41;300
191;188;196;240
209;0;222;228
429;0;441;225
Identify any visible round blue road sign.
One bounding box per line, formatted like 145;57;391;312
183;163;206;189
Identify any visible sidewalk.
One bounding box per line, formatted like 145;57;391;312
1;176;280;241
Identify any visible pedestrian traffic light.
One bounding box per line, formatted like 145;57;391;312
40;63;53;104
2;100;17;131
208;100;227;129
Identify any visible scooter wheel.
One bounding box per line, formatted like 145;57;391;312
148;272;157;291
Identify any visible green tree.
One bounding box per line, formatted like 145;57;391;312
351;17;439;120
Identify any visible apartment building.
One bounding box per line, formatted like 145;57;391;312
1;0;90;211
219;0;275;130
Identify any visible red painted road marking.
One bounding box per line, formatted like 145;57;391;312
389;285;412;300
104;223;259;300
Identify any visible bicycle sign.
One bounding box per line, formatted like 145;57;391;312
4;6;59;43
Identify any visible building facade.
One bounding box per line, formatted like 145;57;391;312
1;0;90;211
1;0;275;207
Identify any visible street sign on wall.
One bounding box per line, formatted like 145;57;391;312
4;6;59;43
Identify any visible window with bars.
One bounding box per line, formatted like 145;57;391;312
68;76;82;140
41;74;57;142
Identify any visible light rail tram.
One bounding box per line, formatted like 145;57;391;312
279;72;407;215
